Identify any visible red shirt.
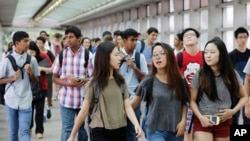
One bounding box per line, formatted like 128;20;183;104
39;53;52;90
177;50;203;86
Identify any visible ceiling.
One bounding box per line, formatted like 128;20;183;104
0;0;152;28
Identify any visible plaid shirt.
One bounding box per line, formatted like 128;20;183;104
51;46;94;109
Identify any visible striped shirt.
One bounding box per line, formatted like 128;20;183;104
51;46;94;109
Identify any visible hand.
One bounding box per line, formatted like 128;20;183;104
12;70;20;81
199;115;214;127
216;109;234;122
67;74;78;82
126;59;136;69
176;120;185;137
67;137;74;141
24;64;33;75
134;124;142;138
244;104;250;119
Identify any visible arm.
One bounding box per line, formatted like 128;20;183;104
131;95;142;109
244;73;250;118
0;70;20;84
24;64;38;83
67;99;91;141
124;99;142;138
176;105;187;137
127;59;146;81
190;87;213;127
52;74;88;87
39;66;52;74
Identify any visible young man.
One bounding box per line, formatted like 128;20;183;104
0;31;40;141
119;28;148;141
177;28;203;141
174;33;184;55
51;26;93;141
135;27;158;72
230;27;250;125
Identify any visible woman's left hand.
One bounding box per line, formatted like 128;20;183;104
134;124;142;138
216;109;234;122
176;120;185;137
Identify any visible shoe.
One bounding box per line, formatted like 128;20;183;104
43;115;46;122
47;109;51;119
36;133;43;139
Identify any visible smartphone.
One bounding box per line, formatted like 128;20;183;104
204;115;220;125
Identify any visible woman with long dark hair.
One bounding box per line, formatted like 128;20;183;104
67;42;142;141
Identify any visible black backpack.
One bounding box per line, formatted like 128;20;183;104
0;54;31;105
139;40;145;53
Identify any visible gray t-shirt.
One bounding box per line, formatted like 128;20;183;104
136;76;183;132
243;58;250;74
191;71;242;115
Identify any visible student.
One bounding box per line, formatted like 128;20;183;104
51;26;93;141
243;58;250;123
36;36;55;121
177;28;203;141
174;33;184;55
132;42;187;141
0;31;40;141
229;27;250;125
67;41;142;141
190;37;248;141
119;28;148;141
27;41;52;139
135;27;158;72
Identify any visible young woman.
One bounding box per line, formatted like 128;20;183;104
81;37;92;51
67;41;142;141
190;37;248;141
27;41;52;139
132;42;187;141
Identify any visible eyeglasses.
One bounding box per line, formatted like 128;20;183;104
183;33;196;38
152;52;166;59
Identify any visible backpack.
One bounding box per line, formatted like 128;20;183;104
0;54;31;105
59;48;89;68
139;40;145;53
120;52;141;70
141;76;190;137
88;82;126;123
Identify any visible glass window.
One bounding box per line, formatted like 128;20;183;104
183;13;190;29
147;19;150;29
223;0;233;2
126;21;131;28
169;34;175;49
119;23;125;30
170;0;174;12
169;15;175;32
200;10;208;30
184;0;190;10
146;5;150;17
223;6;233;28
247;3;250;26
223;31;234;52
157;16;161;32
201;0;208;7
199;32;208;50
157;2;161;15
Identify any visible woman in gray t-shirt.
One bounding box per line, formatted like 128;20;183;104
132;42;188;141
190;37;248;141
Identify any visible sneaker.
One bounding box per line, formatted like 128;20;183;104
36;133;43;139
43;115;46;122
47;109;51;119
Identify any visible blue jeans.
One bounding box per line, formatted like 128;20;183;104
147;129;184;141
5;104;32;141
126;105;140;141
60;105;88;141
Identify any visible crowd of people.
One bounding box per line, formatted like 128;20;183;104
0;25;249;141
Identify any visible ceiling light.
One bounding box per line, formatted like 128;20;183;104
33;0;67;23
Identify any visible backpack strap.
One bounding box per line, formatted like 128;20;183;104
135;52;141;70
177;52;183;68
140;40;145;53
59;50;64;68
84;49;89;68
6;55;18;71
